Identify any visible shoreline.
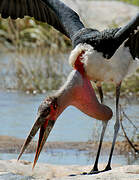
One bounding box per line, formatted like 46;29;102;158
0;135;138;155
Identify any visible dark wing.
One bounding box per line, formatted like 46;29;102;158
0;0;85;38
0;0;138;58
114;13;139;47
72;13;139;59
124;30;139;59
71;13;139;59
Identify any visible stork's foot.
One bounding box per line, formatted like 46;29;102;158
88;170;100;174
81;171;100;175
69;174;77;177
101;164;112;172
69;171;100;176
81;170;100;175
69;166;111;177
88;166;100;174
82;165;112;175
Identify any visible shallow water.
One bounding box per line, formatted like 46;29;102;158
0;91;138;142
0;90;138;165
1;151;138;166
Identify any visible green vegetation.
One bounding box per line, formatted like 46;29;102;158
0;17;71;53
119;0;139;6
101;73;139;96
0;17;71;93
0;51;70;93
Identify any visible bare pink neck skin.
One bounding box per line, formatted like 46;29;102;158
72;77;112;121
55;70;112;121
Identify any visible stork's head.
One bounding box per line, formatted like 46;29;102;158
18;69;112;168
17;96;59;168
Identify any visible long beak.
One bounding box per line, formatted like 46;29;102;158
115;13;139;46
17;115;55;168
33;119;55;168
17;115;43;161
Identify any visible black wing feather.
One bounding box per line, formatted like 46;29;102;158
27;0;34;17
0;0;85;38
23;0;28;17
124;30;139;59
0;0;8;18
40;3;47;22
16;0;21;18
10;0;17;19
35;0;42;21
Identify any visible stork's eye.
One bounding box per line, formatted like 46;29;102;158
46;107;51;114
40;106;51;118
38;102;51;117
53;102;57;110
52;98;57;110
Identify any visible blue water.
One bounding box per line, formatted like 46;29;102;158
0;90;138;165
0;151;134;166
0;91;97;141
0;90;138;142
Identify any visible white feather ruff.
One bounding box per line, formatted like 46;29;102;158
69;43;93;67
69;43;139;84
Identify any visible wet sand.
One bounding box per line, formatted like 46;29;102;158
0;135;138;155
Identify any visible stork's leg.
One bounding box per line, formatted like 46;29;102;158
89;86;108;174
97;86;103;103
103;83;121;172
89;121;108;174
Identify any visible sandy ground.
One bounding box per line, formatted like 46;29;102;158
0;159;138;180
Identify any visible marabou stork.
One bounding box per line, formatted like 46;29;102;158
0;0;139;174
